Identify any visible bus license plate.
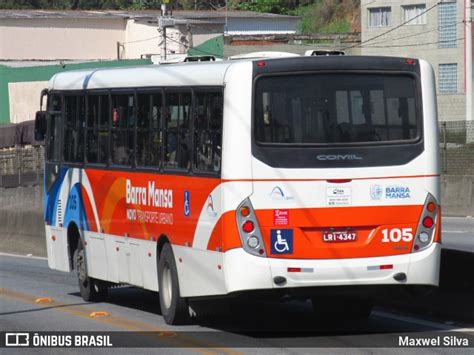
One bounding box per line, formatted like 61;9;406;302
322;231;357;243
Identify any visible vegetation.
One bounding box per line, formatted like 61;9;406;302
0;0;360;33
0;0;227;10
0;0;213;10
292;0;359;33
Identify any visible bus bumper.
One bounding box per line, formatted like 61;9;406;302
223;243;441;294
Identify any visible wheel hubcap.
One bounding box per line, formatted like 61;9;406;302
162;263;173;309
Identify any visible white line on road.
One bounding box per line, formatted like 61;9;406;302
0;252;47;260
443;216;473;220
373;310;474;333
442;230;470;234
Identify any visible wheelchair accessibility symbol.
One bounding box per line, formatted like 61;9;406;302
270;229;293;254
184;191;190;217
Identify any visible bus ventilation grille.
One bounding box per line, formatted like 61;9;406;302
56;199;63;225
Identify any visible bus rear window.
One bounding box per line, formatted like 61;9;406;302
254;73;420;145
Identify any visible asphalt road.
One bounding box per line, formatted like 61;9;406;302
1;254;473;353
442;217;474;252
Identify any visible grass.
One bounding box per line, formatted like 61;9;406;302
318;18;351;33
291;0;356;34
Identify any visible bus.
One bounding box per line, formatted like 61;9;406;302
35;55;441;325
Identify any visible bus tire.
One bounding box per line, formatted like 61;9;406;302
158;243;190;325
74;238;108;302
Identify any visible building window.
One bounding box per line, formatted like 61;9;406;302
439;64;458;94
403;4;427;25
438;2;457;48
368;7;392;27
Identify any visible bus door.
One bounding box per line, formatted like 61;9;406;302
43;93;70;271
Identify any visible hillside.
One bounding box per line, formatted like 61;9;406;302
292;0;361;33
0;0;361;33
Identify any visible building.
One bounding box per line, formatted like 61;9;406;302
0;10;299;125
0;10;299;61
361;0;473;122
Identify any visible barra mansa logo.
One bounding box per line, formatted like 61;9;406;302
125;179;173;208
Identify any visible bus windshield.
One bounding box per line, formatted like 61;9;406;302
254;73;420;145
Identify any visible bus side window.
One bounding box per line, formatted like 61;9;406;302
47;94;62;162
86;94;109;164
164;91;191;170
111;93;134;166
86;95;100;163
63;95;85;163
193;91;223;174
136;92;162;168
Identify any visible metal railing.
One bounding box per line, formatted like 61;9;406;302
440;120;474;176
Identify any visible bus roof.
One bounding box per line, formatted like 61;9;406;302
48;55;424;92
48;60;236;91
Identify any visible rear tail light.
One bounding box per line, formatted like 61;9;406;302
242;220;254;233
236;198;266;257
413;193;439;253
240;206;251;217
422;216;434;228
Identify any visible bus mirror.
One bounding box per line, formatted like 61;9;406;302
34;111;47;141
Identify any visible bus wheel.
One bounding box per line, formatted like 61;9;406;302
158;243;190;325
74;238;108;302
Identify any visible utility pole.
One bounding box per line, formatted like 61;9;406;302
159;0;175;61
225;0;228;35
466;0;473;142
466;0;473;121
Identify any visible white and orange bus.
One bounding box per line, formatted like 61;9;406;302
35;55;441;324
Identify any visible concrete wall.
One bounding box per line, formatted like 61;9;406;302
123;19;166;59
438;95;467;123
360;0;466;121
0;185;45;256
441;175;474;217
1;17;224;61
0;18;126;60
8;81;48;123
123;21;223;59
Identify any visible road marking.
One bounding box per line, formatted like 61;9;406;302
90;311;109;318
35;297;53;303
444;216;473;220
442;230;469;234
0;252;47;260
373;310;474;333
0;288;239;354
